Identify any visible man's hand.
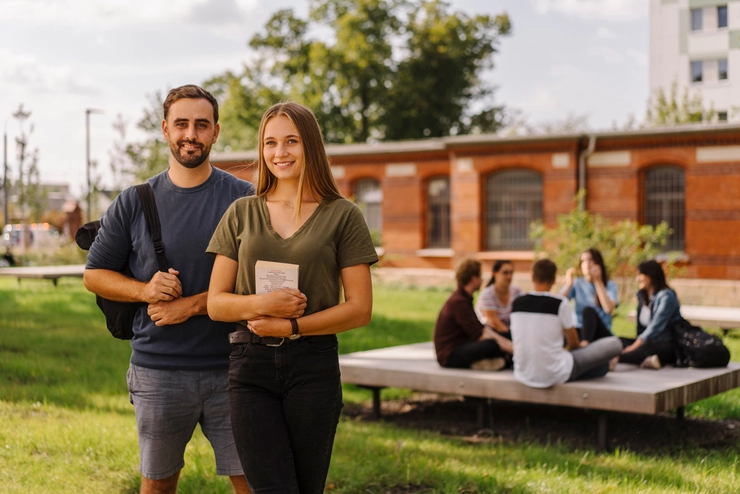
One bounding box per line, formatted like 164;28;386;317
479;325;513;354
143;268;182;304
259;289;307;319
148;297;193;326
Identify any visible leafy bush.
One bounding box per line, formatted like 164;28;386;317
529;190;678;305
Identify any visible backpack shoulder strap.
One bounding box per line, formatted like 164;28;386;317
134;183;169;273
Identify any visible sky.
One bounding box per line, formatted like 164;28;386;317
0;0;649;197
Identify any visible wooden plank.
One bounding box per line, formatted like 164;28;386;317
0;264;85;280
339;342;740;415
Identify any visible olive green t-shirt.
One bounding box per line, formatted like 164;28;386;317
207;195;378;318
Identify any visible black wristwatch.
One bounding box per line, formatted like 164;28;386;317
289;318;301;340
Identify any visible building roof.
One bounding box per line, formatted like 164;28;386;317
209;122;740;161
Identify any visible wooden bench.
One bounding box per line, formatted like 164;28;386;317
0;264;86;287
339;342;740;450
627;305;740;335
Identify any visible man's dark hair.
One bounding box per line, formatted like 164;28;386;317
163;85;219;124
532;259;557;284
455;258;481;288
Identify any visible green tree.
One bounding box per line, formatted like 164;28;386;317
382;0;511;139
646;81;715;126
529;191;676;305
11;105;45;225
211;0;511;144
124;92;169;183
107;114;136;196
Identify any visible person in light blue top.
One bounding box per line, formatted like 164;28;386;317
559;248;618;345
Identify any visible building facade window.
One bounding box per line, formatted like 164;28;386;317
354;178;382;240
718;111;728;122
691;60;703;82
719;58;728;80
426;177;450;248
691;8;703;31
718;5;728;28
485;170;543;251
644;166;685;252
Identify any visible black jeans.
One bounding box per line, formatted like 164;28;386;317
619;337;676;366
579;306;614;343
228;335;343;494
445;339;506;369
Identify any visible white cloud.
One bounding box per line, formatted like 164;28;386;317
627;48;648;67
0;0;258;27
0;49;99;95
589;46;624;64
531;0;646;22
597;27;617;39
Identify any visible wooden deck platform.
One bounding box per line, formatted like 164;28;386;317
0;264;86;286
339;342;740;449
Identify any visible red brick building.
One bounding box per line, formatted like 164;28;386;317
212;123;740;280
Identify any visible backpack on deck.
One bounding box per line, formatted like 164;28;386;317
672;318;730;368
75;183;169;340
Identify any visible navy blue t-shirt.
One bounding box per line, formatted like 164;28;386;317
86;167;255;370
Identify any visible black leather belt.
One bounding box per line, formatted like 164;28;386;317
229;330;291;347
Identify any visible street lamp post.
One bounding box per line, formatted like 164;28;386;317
86;108;103;221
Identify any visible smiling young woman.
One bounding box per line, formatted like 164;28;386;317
206;102;379;493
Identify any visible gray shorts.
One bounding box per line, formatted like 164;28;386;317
126;364;243;480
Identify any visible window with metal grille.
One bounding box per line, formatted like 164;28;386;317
486;170;543;250
354;178;382;236
427;177;450;248
644;166;685;252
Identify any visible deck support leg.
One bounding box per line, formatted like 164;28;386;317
371;387;381;419
597;414;607;452
475;398;493;429
676;406;685;420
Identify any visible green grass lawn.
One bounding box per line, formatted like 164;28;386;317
1;277;739;493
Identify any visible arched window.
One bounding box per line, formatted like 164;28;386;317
427;177;450;248
486;170;543;250
644;166;685;251
355;178;382;238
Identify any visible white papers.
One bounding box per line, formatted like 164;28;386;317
255;260;299;294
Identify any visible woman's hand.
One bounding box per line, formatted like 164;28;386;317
565;267;576;285
247;317;292;338
260;288;307;319
589;263;603;283
622;338;644;354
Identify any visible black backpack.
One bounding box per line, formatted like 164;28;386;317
76;184;169;340
672;318;730;368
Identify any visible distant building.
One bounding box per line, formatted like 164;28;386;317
650;0;740;123
212;123;740;280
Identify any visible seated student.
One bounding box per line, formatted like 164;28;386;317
475;260;523;339
434;258;512;371
619;260;682;369
510;259;622;388
559;248;618;345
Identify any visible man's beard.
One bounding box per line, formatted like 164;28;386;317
170;140;211;169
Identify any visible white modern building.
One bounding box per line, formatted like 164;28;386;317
650;0;740;122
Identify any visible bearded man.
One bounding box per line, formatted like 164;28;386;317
84;85;254;494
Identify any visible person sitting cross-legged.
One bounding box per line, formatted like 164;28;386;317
510;259;622;388
434;258;512;371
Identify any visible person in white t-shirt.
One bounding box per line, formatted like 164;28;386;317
510;259;622;389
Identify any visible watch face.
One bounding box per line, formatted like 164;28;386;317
289;334;301;340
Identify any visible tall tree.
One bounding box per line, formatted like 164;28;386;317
211;0;511;145
646;82;715;126
382;0;511;139
124;92;169;183
11;105;45;225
